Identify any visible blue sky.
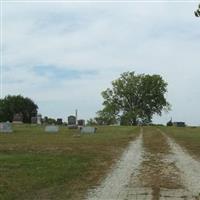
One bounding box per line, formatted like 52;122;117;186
1;1;200;125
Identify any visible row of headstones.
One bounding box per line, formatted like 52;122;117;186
12;113;42;124
0;122;97;134
12;114;85;126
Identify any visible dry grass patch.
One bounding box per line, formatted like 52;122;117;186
160;126;200;159
138;127;182;200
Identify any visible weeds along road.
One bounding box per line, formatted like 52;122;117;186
86;127;200;200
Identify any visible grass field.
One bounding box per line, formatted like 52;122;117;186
160;126;200;159
0;125;139;200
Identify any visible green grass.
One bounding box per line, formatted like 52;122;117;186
0;125;139;200
160;126;200;158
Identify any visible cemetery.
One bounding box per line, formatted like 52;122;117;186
0;2;199;199
0;98;199;200
0;124;200;200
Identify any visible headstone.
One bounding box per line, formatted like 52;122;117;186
56;118;63;125
173;122;186;127
37;114;42;125
13;113;23;123
31;116;37;124
0;122;12;133
81;126;97;134
78;119;85;126
45;125;59;133
68;115;76;125
68;115;77;129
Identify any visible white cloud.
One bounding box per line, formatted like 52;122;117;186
2;1;200;125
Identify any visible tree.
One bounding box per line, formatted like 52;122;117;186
0;95;38;123
167;119;173;126
97;71;170;125
86;118;97;126
194;4;200;17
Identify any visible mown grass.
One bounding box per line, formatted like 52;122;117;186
0;125;139;200
160;126;200;159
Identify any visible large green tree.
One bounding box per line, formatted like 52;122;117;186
97;72;170;125
0;95;38;123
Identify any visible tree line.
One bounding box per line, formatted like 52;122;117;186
1;71;170;125
0;95;38;123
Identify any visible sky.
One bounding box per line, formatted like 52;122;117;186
1;1;200;125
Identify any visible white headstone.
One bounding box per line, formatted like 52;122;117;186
81;126;96;134
45;125;59;133
37;114;42;125
0;122;13;133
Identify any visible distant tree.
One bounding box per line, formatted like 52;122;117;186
43;116;49;124
194;4;200;17
0;95;38;123
167;119;173;126
97;71;170;125
95;108;117;125
43;116;56;124
47;118;56;124
86;118;97;126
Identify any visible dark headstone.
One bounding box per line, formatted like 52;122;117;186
78;119;85;126
13;113;23;123
68;115;77;129
57;118;63;125
173;122;186;127
68;115;76;125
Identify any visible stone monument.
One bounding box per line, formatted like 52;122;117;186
31;116;37;124
56;118;63;125
13;113;23;123
78;119;85;127
81;126;97;134
37;114;42;125
45;125;59;133
68;115;77;129
0;122;12;133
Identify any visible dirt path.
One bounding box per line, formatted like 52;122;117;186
159;129;200;198
86;128;200;200
86;129;144;200
132;128;184;200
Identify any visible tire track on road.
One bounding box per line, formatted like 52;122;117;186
86;128;144;200
135;127;183;200
158;129;200;199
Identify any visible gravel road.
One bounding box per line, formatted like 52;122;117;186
86;128;200;200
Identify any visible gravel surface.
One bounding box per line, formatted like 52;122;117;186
86;130;144;200
165;134;200;197
86;128;200;200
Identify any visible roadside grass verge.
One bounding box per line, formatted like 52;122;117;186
0;125;139;200
160;126;200;159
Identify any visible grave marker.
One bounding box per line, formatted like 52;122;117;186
31;116;37;124
78;119;85;127
37;114;42;125
68;115;77;129
0;122;12;133
81;126;97;134
45;125;59;133
57;118;63;125
13;113;23;123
